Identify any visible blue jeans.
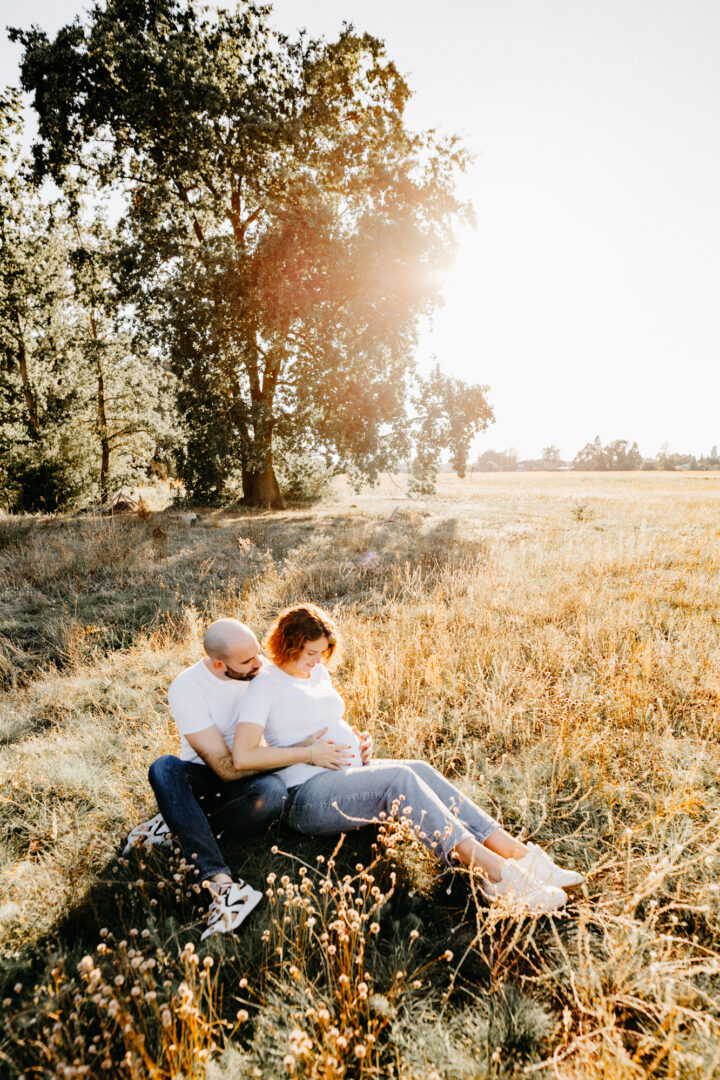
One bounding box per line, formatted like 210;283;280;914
284;759;499;864
148;755;288;881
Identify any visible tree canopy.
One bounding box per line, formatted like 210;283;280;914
13;0;492;506
0;88;172;511
573;437;643;471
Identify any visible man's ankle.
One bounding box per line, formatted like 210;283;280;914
204;873;233;896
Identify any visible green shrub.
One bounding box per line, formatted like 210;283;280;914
273;449;335;506
2;456;79;514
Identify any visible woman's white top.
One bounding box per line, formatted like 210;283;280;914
235;663;363;788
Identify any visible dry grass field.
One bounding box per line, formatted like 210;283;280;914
1;472;719;1079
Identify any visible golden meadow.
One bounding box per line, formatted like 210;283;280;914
1;472;719;1079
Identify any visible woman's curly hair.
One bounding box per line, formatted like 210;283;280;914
265;603;341;668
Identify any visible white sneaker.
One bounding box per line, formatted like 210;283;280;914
482;860;567;913
516;842;584;890
122;812;172;855
200;881;263;941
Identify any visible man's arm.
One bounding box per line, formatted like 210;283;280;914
233;722;351;772
186;726;260;782
187;725;338;782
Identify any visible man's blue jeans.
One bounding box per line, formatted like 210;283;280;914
148;755;288;882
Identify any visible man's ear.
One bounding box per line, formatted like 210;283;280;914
212;658;225;671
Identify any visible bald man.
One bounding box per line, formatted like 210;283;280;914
123;618;371;940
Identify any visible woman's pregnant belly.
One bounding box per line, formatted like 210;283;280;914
332;719;363;769
276;718;364;789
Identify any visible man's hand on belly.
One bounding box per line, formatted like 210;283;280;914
295;726;329;748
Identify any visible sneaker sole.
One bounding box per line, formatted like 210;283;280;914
489;887;568;914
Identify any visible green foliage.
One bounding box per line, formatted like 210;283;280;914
67;212;179;502
216;447;335;507
0;91;175;510
15;1;491;506
409;364;494;495
0;90;80;502
272;447;336;507
2;453;78;513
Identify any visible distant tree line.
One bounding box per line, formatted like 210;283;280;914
473;439;720;472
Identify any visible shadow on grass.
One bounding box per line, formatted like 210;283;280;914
0;818;482;1008
1;814;575;1080
0;514;332;690
0;511;479;694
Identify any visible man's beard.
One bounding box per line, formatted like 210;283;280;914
224;667;259;682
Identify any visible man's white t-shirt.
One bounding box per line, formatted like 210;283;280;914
167;659;255;763
236;663;363;789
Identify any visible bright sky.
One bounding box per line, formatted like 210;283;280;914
2;0;719;460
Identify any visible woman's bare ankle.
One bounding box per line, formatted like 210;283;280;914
452;838;505;882
468;860;502;883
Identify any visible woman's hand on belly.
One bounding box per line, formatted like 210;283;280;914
353;727;374;766
311;738;354;770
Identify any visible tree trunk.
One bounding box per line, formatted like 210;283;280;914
15;313;41;439
90;312;111;504
99;430;110;504
239;375;285;507
241;463;285;509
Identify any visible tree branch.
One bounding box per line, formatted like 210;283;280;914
107;424;150;443
174;180;205;243
234;203;264;246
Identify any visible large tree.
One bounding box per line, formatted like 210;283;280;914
0;88;82;508
13;0;492;506
573;437;643;472
0;89;172;509
68;212;177;503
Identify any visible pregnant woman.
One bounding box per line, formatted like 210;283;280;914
232;604;583;913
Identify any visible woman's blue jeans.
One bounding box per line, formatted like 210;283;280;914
148;754;288;882
284;759;499;865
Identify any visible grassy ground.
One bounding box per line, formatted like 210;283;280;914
1;472;719;1079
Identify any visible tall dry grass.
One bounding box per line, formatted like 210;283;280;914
1;472;719;1078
